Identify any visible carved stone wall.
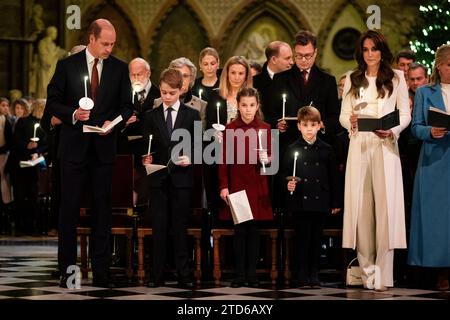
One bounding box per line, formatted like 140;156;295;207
61;0;419;80
0;0;420;96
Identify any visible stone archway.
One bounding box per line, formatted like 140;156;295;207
217;1;308;63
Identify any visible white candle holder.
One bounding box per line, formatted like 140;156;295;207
79;97;94;110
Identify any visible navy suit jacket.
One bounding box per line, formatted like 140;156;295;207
270;64;340;146
142;102;201;188
46;49;133;164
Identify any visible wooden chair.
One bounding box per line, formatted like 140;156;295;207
77;155;135;279
283;228;346;285
211;226;279;286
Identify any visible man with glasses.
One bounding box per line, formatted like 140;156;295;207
270;30;340;148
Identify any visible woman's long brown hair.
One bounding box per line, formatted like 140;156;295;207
349;30;395;99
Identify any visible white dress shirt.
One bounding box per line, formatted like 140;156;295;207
163;100;180;128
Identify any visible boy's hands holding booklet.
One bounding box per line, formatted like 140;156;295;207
175;155;191;167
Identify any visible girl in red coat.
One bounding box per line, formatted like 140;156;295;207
219;87;273;288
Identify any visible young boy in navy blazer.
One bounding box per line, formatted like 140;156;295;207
141;68;201;288
281;106;341;288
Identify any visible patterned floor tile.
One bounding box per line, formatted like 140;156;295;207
0;239;447;301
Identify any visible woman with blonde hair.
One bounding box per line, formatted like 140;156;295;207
192;47;221;103
408;44;450;291
206;56;252;130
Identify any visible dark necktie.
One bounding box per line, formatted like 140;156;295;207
91;58;99;103
166;107;173;136
134;90;146;114
301;70;308;85
138;89;146;105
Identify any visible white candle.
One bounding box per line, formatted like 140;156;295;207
216;102;220;124
282;94;287;119
132;89;135;104
258;130;263;149
84;76;88;98
290;151;299;195
199;89;203;100
258;130;266;173
147;134;153;155
292;151;299;177
33;123;39;139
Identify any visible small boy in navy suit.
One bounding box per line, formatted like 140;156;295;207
141;68;200;288
281;106;341;288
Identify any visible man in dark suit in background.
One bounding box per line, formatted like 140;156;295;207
141;68;200;288
270;30;340;148
253;41;293;215
46;19;133;288
253;40;293;125
118;57;160;206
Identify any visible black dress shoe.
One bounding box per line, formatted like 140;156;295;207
247;280;260;288
178;278;195;289
146;279;165;288
51;269;61;279
178;281;194;289
230;279;245;288
92;277;115;289
59;275;69;288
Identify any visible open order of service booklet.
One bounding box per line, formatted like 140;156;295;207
83;115;123;133
357;108;399;131
428;106;450;129
20;156;45;168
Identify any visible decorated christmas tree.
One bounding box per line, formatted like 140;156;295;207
410;0;450;72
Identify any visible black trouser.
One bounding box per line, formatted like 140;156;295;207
59;158;113;279
233;220;260;281
293;211;325;284
149;184;192;281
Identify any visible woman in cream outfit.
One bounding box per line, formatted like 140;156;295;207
339;30;410;291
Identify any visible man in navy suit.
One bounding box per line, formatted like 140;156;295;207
142;68;200;288
270;30;340;148
46;19;133;288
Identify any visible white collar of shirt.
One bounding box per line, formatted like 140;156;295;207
267;66;275;80
143;80;152;97
163;100;180;125
301;68;311;80
85;48;103;82
304;137;316;145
